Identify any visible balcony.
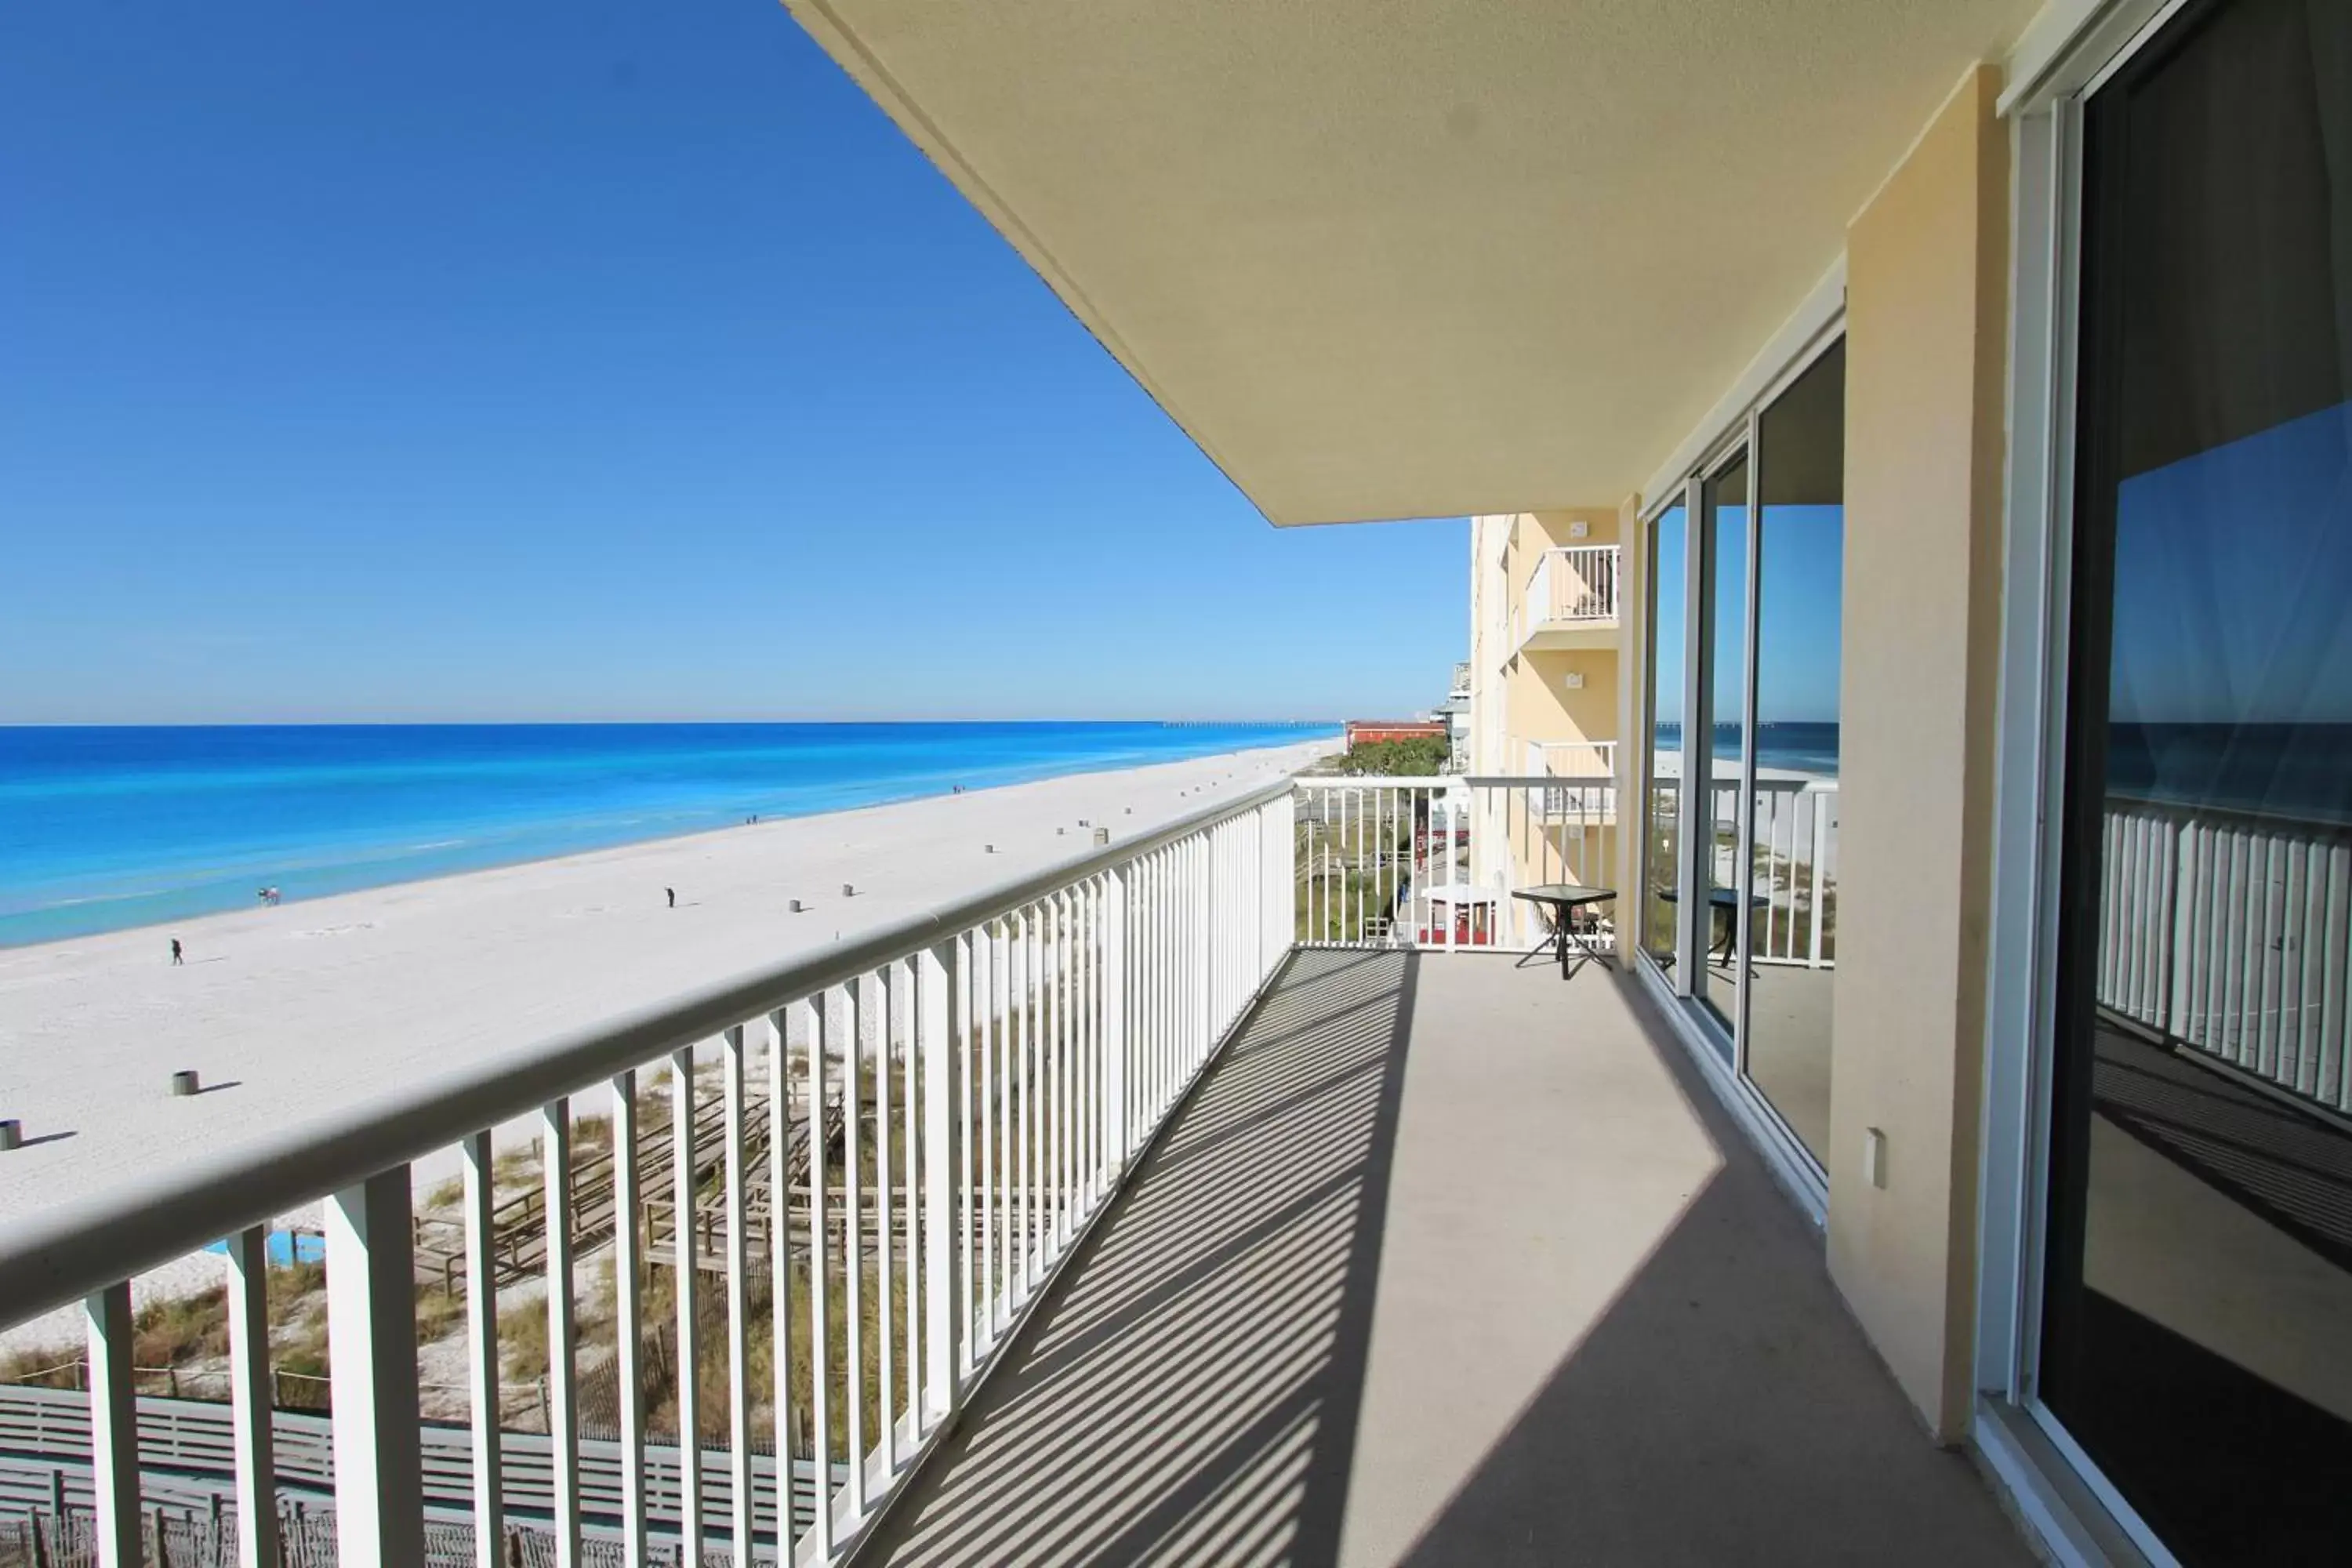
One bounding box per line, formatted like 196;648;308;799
1447;662;1470;701
859;949;2025;1565
1513;545;1621;657
0;782;2021;1566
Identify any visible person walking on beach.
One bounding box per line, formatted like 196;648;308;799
170;938;183;965
666;887;676;909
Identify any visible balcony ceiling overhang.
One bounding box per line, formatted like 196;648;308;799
783;0;2038;525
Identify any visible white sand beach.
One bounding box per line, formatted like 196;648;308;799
0;740;1330;1350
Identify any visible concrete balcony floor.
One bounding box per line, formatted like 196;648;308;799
866;949;2027;1566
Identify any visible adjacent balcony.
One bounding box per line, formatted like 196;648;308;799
1512;545;1621;657
0;781;2025;1566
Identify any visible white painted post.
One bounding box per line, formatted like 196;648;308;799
326;1168;425;1566
85;1281;140;1568
918;938;964;1414
224;1225;279;1568
460;1134;502;1568
722;1026;755;1564
670;1047;703;1565
764;1012;798;1547
609;1069;646;1564
873;967;896;1475
808;996;834;1561
543;1099;579;1568
844;978;867;1525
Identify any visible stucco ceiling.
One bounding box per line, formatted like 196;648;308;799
782;0;2042;524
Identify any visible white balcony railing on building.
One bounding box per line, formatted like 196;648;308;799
1517;545;1621;646
0;784;1296;1567
2097;797;2352;1115
1526;740;1617;780
1297;775;1615;952
1450;661;1472;700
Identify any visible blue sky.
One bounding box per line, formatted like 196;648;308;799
2111;401;2352;724
0;2;1461;724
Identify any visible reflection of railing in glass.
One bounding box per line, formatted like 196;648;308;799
2097;797;2352;1114
1693;778;1838;969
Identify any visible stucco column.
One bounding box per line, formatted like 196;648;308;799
1827;62;2009;1442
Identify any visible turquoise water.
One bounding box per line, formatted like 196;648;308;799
0;723;1333;947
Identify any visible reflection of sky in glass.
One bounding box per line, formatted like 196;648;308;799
1650;502;1842;728
2111;401;2352;724
1755;504;1843;724
1709;499;1748;754
1652;504;1687;728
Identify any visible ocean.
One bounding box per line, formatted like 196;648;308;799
1652;720;1841;778
0;722;1334;948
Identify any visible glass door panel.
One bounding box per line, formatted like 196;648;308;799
1693;454;1748;1035
2042;2;2352;1559
1744;343;1844;1165
1641;502;1687;968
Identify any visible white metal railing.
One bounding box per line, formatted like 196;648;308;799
1450;661;1471;700
1296;776;1616;953
1518;545;1621;644
2099;797;2352;1114
0;784;1297;1566
1526;740;1617;780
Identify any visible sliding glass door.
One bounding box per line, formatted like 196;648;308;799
1744;344;1844;1165
1637;341;1845;1170
2038;0;2352;1559
1693;452;1748;1035
1641;501;1687;968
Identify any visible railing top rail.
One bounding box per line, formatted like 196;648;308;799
2106;790;2352;840
0;775;1296;1327
1295;775;1617;788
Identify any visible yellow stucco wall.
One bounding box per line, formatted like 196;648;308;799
1826;63;2009;1442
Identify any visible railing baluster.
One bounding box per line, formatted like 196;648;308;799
764;1009;798;1553
1105;866;1129;1169
808;992;835;1559
85;1281;140;1568
917;937;964;1416
845;975;867;1526
610;1069;647;1563
874;964;897;1480
1056;891;1073;1245
992;919;1011;1338
953;927;977;1374
461;1133;502;1568
722;1025;755;1564
224;1226;278;1568
325;1168;423;1565
670;1046;703;1565
1018;909;1036;1293
543;1098;579;1568
895;966;920;1447
975;919;996;1348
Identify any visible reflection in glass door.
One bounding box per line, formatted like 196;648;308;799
1744;343;1844;1165
1641;503;1687;968
1693;453;1748;1035
2041;2;2352;1559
